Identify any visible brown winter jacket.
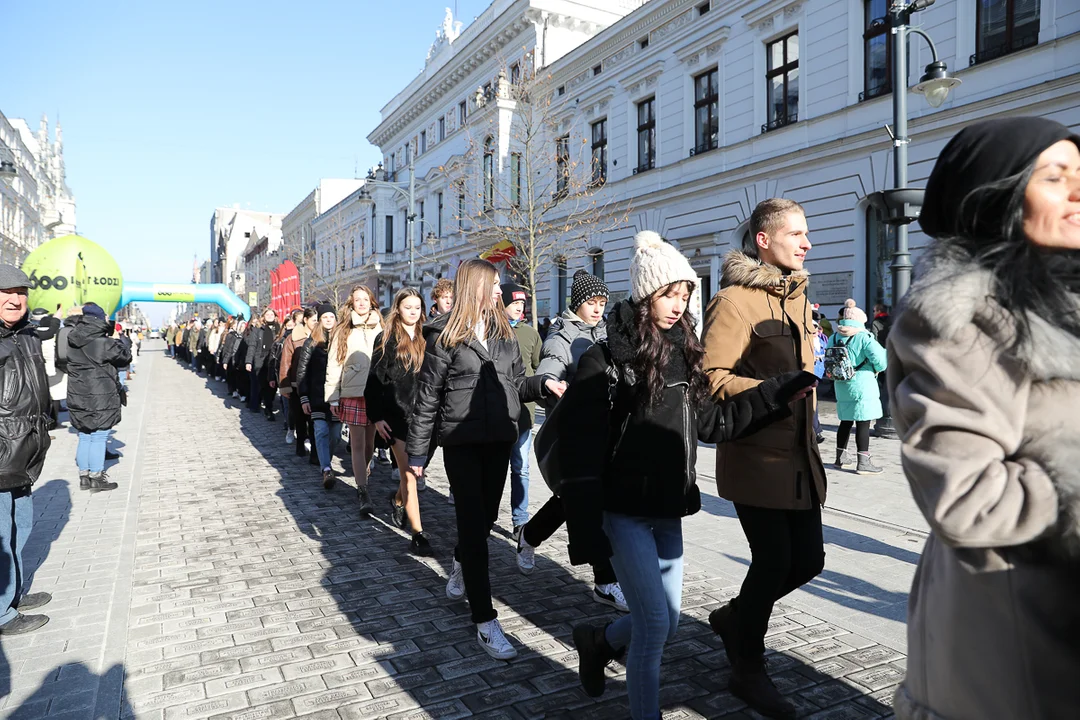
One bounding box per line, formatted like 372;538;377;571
701;250;826;510
888;244;1080;720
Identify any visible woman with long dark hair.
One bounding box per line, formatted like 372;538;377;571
408;259;566;660
282;308;316;454
297;304;340;487
558;232;812;720
271;313;297;442
365;288;433;556
325;286;382;515
888;118;1080;719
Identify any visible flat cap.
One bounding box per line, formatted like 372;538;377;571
0;264;31;290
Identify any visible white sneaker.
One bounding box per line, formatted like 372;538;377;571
304;440;312;452
476;619;517;660
448;490;455;505
416;475;427;492
446;560;465;600
516;533;535;574
594;583;629;613
286;429;295;444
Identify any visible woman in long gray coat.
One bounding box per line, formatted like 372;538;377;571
888;117;1080;719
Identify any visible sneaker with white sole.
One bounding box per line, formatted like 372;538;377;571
517;533;536;574
286;428;295;444
594;583;629;613
477;619;517;660
446;560;465;600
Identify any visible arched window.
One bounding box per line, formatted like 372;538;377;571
483;136;495;211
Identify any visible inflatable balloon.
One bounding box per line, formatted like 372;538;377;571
21;234;123;316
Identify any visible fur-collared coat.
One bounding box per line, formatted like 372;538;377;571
702;250;826;510
888;243;1080;720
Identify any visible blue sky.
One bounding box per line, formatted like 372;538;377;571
5;0;491;324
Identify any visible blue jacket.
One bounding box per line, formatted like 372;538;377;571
826;325;886;422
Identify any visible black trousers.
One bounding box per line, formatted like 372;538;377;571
523;496;618;585
444;442;513;624
732;502;825;659
288;391;310;454
836;420;871;453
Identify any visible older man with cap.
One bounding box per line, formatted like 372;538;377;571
0;264;54;635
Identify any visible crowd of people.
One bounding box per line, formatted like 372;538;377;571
1;117;1077;719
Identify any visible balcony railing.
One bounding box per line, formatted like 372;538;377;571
689;139;718;157
632;160;655;174
970;33;1038;66
761;112;798;134
859;83;891;102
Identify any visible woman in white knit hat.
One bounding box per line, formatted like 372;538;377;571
553;231;815;719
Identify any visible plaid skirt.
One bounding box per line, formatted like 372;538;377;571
337;396;369;426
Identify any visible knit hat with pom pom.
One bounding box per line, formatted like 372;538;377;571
629;230;698;302
838;298;867;325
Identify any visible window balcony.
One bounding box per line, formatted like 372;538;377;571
632;160;655;175
689;139;718;157
761;113;798;134
969;33;1038;66
859;84;891;102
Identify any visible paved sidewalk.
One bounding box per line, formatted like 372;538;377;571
1;342;924;718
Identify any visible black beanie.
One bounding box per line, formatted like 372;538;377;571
501;282;527;307
569;270;609;312
920;117;1080;240
316;303;335;319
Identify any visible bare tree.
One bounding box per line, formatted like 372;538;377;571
288;235;356;308
442;64;631;327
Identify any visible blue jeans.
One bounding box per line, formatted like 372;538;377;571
509;427;532;528
1;488;34;625
603;512;684;720
76;429;111;474
313;418;342;471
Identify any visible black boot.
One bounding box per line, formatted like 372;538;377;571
87;472;119;492
708;601;740;665
572;622;619;698
729;656;797;720
79;473;91;491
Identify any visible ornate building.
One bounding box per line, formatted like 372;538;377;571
0;111;77;264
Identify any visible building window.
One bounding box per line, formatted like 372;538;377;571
866;205;892;309
510;153;522;207
698;1;710;16
438;116;446;141
589;248;605;280
590;119;607;187
972;0;1040;65
636;97;656;173
420;130;427;154
388;153;396;178
483;82;493;101
763;31;799;133
693;69;719;155
418;200;425;244
437;192;444;236
459;100;468;126
557;85;565;96
556;135;570;198
350;237;355;267
593;64;603;76
510;63;521;85
861;0;891;101
404;142;411;166
384;215;394;253
482;136;495;210
639;37;650;50
458;193;466;229
556;257;569;313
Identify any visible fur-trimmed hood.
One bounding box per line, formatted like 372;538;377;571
721;250;810;298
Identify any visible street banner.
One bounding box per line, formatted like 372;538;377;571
270;260;301;315
480;239;516;264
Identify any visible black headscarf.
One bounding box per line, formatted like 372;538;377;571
919;116;1080;240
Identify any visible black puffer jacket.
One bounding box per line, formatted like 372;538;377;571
245;323;280;371
59;315;132;434
0;316;53;490
365;330;420;441
557;301;799;527
407;313;548;465
296;337;331;421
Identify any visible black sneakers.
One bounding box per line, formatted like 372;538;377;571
389;492;406;529
410;532;433;556
572;623;620;698
729;663;797;719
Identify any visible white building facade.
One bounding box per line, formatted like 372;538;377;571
354;0;1078;318
281;179;366;301
0;111;77;265
209;207;284;303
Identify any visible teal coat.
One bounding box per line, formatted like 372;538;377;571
826;327;887;422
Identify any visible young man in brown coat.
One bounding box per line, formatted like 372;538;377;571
701;198;826;719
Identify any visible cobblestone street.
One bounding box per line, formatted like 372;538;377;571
1;343;925;719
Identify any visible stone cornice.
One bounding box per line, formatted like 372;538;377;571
617;60;666;90
742;0;806;34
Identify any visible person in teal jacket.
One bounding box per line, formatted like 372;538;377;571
826;299;887;474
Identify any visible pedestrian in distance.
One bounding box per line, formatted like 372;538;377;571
58;302;131;493
519;269;628;613
325;286;382;516
297;304;341;486
811;308;828;443
245;308;280;418
556;232;814;719
0;264;55;636
268;312;296;438
701;197;828;719
888;117;1080;720
365;288;433;556
429;277;454;319
284;309;317;460
825;299;887;474
407;259;566;661
277;309;306;446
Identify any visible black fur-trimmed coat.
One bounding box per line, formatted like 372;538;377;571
888;242;1080;720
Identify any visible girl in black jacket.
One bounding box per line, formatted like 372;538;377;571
297;304;339;487
407;259;565;661
365;288;432;556
559;233;813;719
245;308;280;417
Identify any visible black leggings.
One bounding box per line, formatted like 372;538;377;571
523;496;618;585
836;420;871;453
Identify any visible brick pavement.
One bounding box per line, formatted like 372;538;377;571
1;343;925;718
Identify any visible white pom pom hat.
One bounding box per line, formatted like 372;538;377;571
629;230;698;302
